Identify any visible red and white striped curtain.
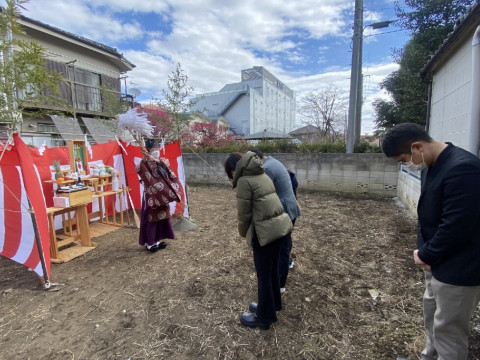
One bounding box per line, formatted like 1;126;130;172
0;137;188;279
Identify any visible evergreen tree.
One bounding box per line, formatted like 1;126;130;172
158;62;197;141
373;0;474;130
0;0;63;134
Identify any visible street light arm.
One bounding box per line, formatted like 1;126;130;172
367;20;396;29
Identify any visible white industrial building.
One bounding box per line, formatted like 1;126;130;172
191;66;295;137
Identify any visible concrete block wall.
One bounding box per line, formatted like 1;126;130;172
182;153;232;187
183;153;399;197
397;170;421;218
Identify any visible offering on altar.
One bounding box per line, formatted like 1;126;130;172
53;160;63;181
56;184;89;193
69;140;89;175
75;156;83;173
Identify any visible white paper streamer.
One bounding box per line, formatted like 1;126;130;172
117;109;154;139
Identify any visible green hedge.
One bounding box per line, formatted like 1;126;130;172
182;140;381;154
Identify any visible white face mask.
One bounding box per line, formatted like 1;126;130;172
151;150;160;160
404;147;427;171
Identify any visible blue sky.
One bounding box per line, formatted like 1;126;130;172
6;0;411;134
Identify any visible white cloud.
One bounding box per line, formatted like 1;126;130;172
19;0;144;42
161;0;353;53
83;0;170;13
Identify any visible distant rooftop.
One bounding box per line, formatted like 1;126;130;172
244;130;290;140
289;125;319;135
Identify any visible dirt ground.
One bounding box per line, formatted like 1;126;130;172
1;185;479;360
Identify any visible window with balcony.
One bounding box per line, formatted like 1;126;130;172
15;59;121;115
68;66;102;112
45;60;121;114
37;122;57;132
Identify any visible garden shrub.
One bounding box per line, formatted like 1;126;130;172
182;139;381;154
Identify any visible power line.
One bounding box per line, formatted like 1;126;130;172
364;29;408;38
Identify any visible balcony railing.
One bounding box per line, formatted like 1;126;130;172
17;80;123;115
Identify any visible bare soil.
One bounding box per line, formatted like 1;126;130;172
1;185;479;360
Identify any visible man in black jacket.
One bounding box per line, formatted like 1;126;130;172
382;123;480;360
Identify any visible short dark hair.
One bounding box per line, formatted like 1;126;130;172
382;123;432;157
250;149;264;158
145;138;156;152
224;153;242;180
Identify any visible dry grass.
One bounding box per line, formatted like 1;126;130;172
0;185;479;359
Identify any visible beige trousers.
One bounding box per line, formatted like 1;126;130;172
421;270;480;360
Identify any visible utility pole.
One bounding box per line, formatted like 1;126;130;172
355;13;363;145
346;0;363;153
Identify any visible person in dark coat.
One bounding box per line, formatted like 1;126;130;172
224;152;292;330
286;169;298;268
250;149;301;293
382;123;480;360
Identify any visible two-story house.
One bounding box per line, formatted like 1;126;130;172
2;13;135;146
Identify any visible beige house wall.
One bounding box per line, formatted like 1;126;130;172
16;27;123;78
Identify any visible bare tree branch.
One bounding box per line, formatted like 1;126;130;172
297;84;347;142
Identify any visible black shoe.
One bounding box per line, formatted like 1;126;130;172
146;244;159;253
248;303;280;317
157;241;167;249
239;312;270;330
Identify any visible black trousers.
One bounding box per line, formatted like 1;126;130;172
252;231;283;323
279;218;296;288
